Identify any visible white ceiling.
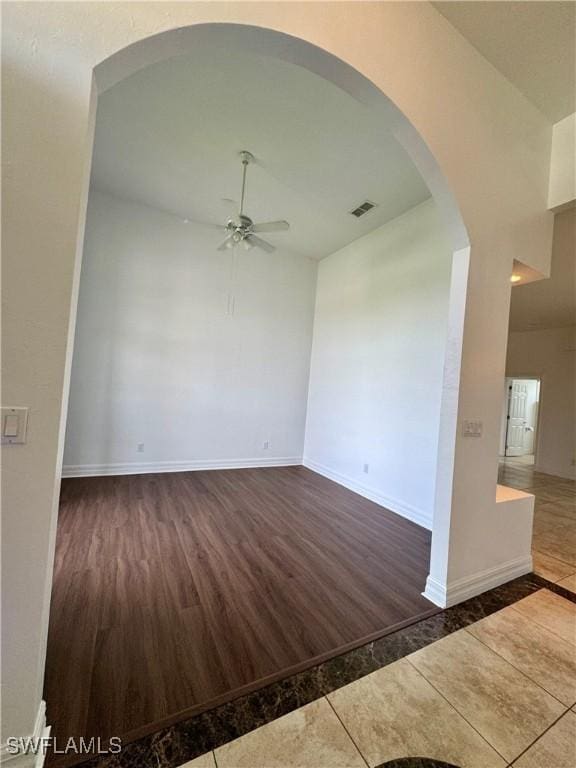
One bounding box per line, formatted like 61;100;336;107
91;49;431;260
510;209;576;332
434;2;576;123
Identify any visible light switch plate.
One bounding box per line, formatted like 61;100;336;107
462;419;483;438
1;407;29;444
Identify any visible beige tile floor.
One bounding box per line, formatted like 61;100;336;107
180;754;217;768
498;459;576;584
178;588;576;768
559;573;576;593
513;710;576;768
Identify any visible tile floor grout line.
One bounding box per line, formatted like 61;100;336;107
324;695;370;768
535;580;576;606
536;567;576;583
507;598;576;647
556;578;576;592
404;656;511;764
504;707;571;767
462;622;575;709
536;554;576;571
212;749;218;768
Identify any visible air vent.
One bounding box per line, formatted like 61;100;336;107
350;201;377;218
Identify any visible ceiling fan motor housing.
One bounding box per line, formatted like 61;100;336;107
226;214;254;240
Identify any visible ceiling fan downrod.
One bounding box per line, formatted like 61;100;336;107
216;150;289;254
238;150;254;219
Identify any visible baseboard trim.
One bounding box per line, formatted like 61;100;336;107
422;575;447;608
534;462;576;481
0;700;50;767
302;458;432;530
424;555;533;608
62;456;303;478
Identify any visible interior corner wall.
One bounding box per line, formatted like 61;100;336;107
548;113;576;211
506;325;576;480
303;200;452;529
63;189;317;474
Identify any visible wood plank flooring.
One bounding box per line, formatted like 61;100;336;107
44;466;434;754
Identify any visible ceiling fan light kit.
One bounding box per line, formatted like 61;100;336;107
216;150;290;254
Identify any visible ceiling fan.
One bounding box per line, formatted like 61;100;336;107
216;151;289;253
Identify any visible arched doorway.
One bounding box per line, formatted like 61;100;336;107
8;5;551;760
85;19;471;592
45;21;471;757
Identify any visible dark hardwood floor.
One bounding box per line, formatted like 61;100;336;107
44;466;434;759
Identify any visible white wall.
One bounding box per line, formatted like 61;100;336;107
506;326;576;479
548;113;576;211
2;4;554;745
63;190;317;474
304;201;451;529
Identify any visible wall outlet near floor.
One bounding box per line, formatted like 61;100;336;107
363;463;369;474
263;441;270;450
137;443;145;453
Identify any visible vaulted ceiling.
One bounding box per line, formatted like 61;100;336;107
91;49;431;261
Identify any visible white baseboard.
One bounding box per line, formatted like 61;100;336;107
1;700;50;767
302;458;432;530
424;554;533;608
534;462;576;481
62;456;303;478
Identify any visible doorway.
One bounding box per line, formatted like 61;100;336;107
503;378;541;465
42;28;460;759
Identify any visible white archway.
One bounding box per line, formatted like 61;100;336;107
95;23;470;253
81;22;471;607
4;4;552;750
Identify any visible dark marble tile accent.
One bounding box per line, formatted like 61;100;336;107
73;573;568;768
375;760;459;768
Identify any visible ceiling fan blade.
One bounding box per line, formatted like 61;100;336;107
183;218;225;231
251;220;290;233
247;234;276;253
217;235;235;251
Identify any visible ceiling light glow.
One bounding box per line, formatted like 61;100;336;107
510;274;522;283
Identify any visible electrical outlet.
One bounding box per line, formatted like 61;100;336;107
263;441;270;450
137;443;145;453
363;463;369;474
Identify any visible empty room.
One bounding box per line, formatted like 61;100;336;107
46;43;453;757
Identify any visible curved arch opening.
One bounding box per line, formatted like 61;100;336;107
52;20;472;749
94;23;469;253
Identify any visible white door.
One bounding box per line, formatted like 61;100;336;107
506;380;528;456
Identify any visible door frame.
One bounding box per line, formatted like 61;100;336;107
504;373;544;465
